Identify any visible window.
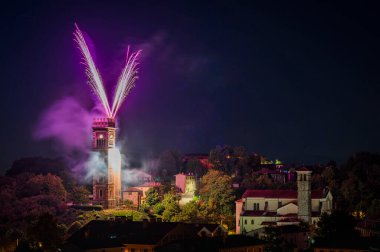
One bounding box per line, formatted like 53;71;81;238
128;192;132;195
254;203;260;211
244;219;247;225
238;220;240;226
265;201;268;210
131;249;136;252
278;201;282;208
304;174;307;181
99;189;103;198
251;219;254;225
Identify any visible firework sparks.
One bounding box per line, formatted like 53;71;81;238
111;46;141;117
74;24;112;117
74;24;140;118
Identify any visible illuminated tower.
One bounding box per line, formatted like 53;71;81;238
297;168;312;224
92;118;121;209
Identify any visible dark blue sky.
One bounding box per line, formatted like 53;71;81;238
1;1;380;173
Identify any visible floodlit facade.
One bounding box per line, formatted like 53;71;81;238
236;169;333;234
92;118;122;209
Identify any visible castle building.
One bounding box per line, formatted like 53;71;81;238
92;118;122;209
236;169;333;235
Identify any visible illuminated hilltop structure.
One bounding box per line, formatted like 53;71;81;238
74;24;140;209
236;169;333;235
92;118;121;208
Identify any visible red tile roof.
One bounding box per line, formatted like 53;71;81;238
241;211;277;217
124;187;143;193
257;168;282;174
296;167;311;172
137;182;161;187
242;189;324;199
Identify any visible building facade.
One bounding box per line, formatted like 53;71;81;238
92;118;122;209
236;169;333;234
122;187;143;208
175;173;196;194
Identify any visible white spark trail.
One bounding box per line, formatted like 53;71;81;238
111;46;141;117
74;24;112;117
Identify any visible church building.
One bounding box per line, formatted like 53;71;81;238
236;168;333;234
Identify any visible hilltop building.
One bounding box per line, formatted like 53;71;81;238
236;169;333;235
175;173;197;205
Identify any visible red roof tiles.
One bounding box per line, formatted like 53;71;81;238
242;189;324;199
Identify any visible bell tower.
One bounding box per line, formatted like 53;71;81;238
92;118;121;209
297;168;312;224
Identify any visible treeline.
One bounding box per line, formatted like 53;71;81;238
0;157;91;251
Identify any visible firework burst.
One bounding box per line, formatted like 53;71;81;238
73;24;140;118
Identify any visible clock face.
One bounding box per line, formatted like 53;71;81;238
99;134;104;139
109;134;114;139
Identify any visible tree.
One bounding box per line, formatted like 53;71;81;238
144;188;160;207
161;191;181;221
27;213;65;251
153;203;165;215
184;159;207;177
198;169;235;224
176;200;199;222
157;150;183;181
262;226;286;252
315;211;359;241
338;152;380;213
17;173;66;200
208;145;250;179
69;185;90;204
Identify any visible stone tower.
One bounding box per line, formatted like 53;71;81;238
92;118;121;209
297;168;312;224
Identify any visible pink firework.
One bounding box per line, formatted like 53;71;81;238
73;24;140;118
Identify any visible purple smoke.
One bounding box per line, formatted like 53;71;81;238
33;96;93;152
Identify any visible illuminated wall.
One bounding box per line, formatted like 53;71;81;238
92;118;122;209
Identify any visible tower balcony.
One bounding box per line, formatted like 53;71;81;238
92;117;116;128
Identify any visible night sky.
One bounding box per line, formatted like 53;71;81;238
1;1;380;173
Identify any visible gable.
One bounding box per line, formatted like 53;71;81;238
277;202;298;215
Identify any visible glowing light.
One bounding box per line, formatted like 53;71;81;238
111;46;141;117
74;24;112;117
74;24;141;118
